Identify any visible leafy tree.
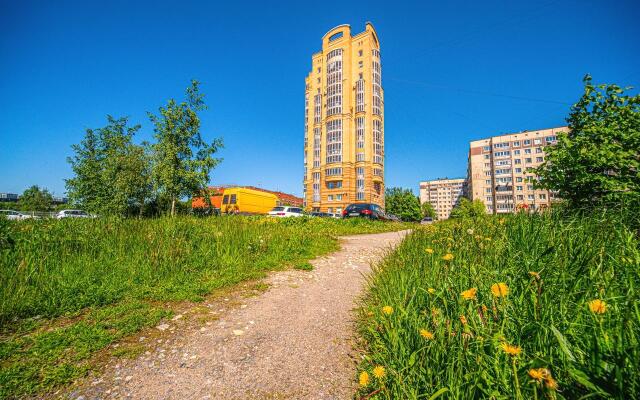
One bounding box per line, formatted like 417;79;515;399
535;75;640;209
385;187;422;221
450;198;486;219
149;80;223;216
66;116;151;216
421;201;437;219
18;185;53;211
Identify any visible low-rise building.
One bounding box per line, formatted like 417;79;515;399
419;178;465;220
467;126;568;214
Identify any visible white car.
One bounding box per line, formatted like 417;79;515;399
0;210;31;220
267;206;304;218
56;210;92;219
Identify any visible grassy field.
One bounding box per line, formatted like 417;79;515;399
357;211;639;399
0;215;409;399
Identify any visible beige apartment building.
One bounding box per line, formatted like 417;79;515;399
302;23;385;214
419;178;465;220
467;126;568;214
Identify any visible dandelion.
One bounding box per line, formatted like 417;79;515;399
420;329;434;340
467;228;474;235
528;368;547;383
484;237;492;241
382;306;394;315
358;371;370;387
501;342;521;356
529;271;540;280
425;248;434;254
544;376;558;391
442;253;454;261
588;299;607;314
427;288;436;294
459;315;467;325
372;365;386;379
491;282;509;297
481;304;488;313
461;287;477;300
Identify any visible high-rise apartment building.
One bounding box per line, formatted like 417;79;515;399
302;23;385;214
467;126;568;214
419;178;466;220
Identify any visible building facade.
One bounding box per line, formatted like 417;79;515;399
419;178;465;220
303;23;385;214
467;126;568;214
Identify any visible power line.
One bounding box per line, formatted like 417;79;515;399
387;77;573;106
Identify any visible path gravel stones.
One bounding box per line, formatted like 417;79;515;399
71;230;408;400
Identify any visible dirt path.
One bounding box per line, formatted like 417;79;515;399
71;230;408;400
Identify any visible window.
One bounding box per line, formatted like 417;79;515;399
313;172;320;202
373;168;383;176
536;147;543;153
516;177;523;182
357;153;365;161
222;195;229;204
484;154;490;159
539;194;547;200
372;50;382;115
373;119;383;164
494;142;510;149
485;179;491;185
517;195;524;200
483;146;490;152
486;188;492;193
326;49;343;116
534;139;541;145
524;139;531;145
515;159;521;164
495;168;511;175
326;120;342;163
545;136;556;143
514;150;521;155
328;31;343;42
513;141;520;147
356;117;365;149
313;127;321;167
516;186;523;191
494;150;511;157
326;181;342;189
356;79;365;112
328;195;333;201
358;49;363;57
336;194;343;200
356;167;365;200
525;148;532;154
515;167;522;173
325;167;342;176
536;157;543;162
525;158;532;163
230;194;237;204
528;194;535;200
314;94;321;123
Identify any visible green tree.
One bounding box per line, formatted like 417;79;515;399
421;201;437;219
18;185;53;211
450;198;486;219
149;80;223;216
535;75;640;209
66;116;151;216
385;187;422;221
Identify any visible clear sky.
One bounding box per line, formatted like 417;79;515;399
1;0;638;197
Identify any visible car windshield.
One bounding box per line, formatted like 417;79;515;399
346;204;369;211
271;207;285;212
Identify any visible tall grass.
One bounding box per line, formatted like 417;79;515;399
0;215;408;398
357;211;639;399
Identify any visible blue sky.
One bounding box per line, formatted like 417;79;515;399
1;0;638;197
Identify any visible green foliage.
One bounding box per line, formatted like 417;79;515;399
17;185;53;211
420;202;436;219
149;80;223;216
357;211;640;399
66;116;151;216
449;197;486;219
535;75;640;209
0;216;408;398
385;187;422;221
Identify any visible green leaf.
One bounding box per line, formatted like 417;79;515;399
551;325;576;362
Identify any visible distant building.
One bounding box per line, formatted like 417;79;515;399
303;23;385;214
467;126;568;214
419;178;465;220
192;186;303;209
0;193;19;202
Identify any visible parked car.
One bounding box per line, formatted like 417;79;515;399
220;187;277;215
268;206;304;217
386;213;401;222
342;203;387;220
420;216;434;225
0;210;31;220
56;210;92;219
311;212;333;218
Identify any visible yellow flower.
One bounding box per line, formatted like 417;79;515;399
501;342;521;356
425;248;434;254
372;365;386;379
427;288;436;294
442;253;454;261
499;218;506;225
466;228;474;235
461;287;477;300
529;271;540;280
545;376;558;391
420;329;434;340
491;282;509;297
382;306;394;315
484;237;492;241
588;299;607;314
459;315;467;325
528;368;547;382
359;371;370;386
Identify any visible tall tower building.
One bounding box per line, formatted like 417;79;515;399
303;23;385;214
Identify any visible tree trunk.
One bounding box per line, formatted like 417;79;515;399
171;198;176;217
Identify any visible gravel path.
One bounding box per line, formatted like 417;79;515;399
71;230;408;400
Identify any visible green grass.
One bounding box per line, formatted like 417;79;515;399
357;211;640;399
0;215;409;399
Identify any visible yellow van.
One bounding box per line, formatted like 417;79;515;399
220;187;277;215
